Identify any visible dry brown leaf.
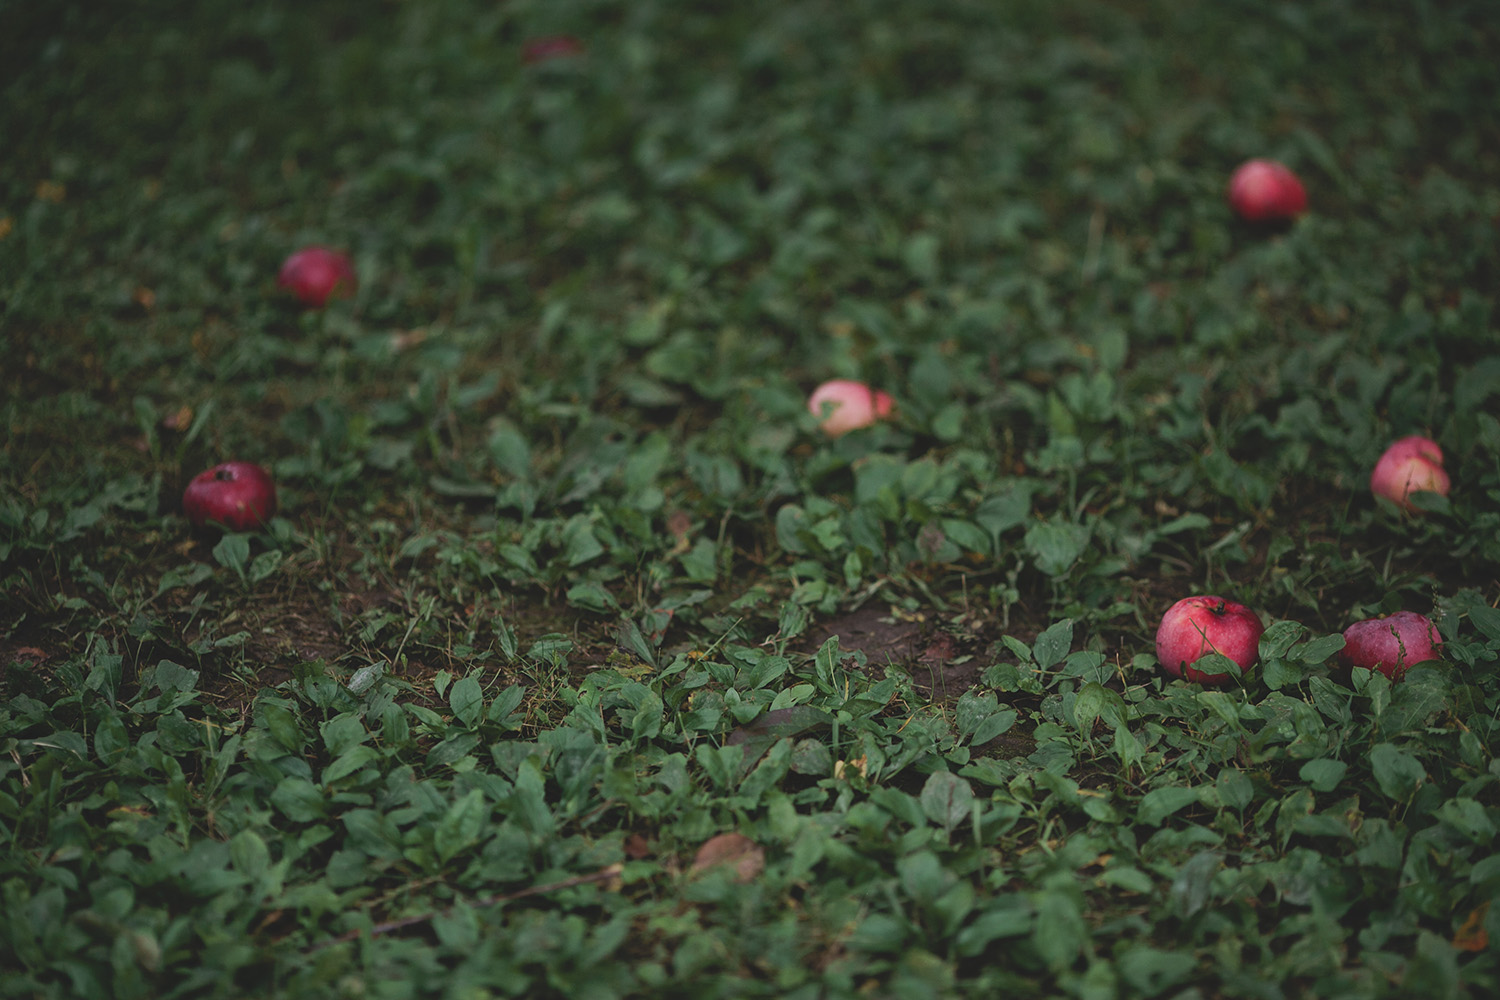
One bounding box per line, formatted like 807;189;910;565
1454;902;1490;952
160;406;193;432
690;832;764;883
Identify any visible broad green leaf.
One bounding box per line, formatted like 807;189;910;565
919;771;975;833
849;913;910;952
1298;759;1348;793
1216;769;1254;811
33;730;88;759
321;713;367;756
1468;603;1500;642
151;660;199;694
974;489;1033;538
487;420;533;477
1434;798;1496;844
1025;520;1090;577
271;778;327;822
1031;890;1086;972
348;663;384;694
94;711;129;760
1099;867;1155;894
1258;619;1306;660
229;830;270;877
511;759;555;835
487;684;525;727
434;789;490;863
1138;785;1201;826
1370;743;1427;801
1169;851;1220;919
212;533;251;574
1117;946;1198;995
897;850;954;908
1072;682;1107;731
449;675;483;728
1295;633;1346;664
432;901;481;950
972;710;1018;746
427;732;481;769
323;745;379;784
1033;619;1075;671
954;895;1033;957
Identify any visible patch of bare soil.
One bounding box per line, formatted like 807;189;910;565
804;603;1030;705
802;600;1087;763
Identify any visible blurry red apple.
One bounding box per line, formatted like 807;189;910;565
1339;611;1441;680
807;379;894;437
1227;159;1307;223
522;35;585;65
1155;595;1265;685
277;246;357;309
183;462;277;531
1370;435;1449;511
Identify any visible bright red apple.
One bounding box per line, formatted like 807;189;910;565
277;246;357;309
1370;435;1450;511
1339;611;1441;681
1155;595;1266;685
807;379;894;438
182;462;277;532
1227;159;1307;223
522;35;585;65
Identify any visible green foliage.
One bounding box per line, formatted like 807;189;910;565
4;0;1500;996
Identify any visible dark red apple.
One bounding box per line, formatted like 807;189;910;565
807;379;895;438
277;246;357;309
1227;159;1307;223
1339;611;1441;680
1370;435;1449;512
182;462;277;531
522;35;585;65
1155;595;1265;685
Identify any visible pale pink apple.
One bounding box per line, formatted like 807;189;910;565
277;246;357;309
1339;611;1441;681
1155;595;1265;685
182;461;277;532
1227;159;1307;223
1370;435;1449;511
807;380;894;437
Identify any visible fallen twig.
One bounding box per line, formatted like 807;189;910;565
308;863;625;951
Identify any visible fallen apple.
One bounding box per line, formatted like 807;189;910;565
277;246;357;309
182;461;277;532
1227;159;1307;223
807;379;894;437
1370;435;1450;511
522;35;586;65
1155;595;1265;684
1339;611;1441;680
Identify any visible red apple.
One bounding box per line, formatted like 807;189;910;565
1155;595;1266;685
1339;611;1441;681
182;462;277;532
277;246;357;309
1227;159;1307;223
807;380;894;438
1370;435;1450;511
522;35;585;65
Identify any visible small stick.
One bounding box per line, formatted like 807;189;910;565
309;863;624;952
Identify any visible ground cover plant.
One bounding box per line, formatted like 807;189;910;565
3;0;1500;996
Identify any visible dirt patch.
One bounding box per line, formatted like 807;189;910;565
804;603;1003;705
